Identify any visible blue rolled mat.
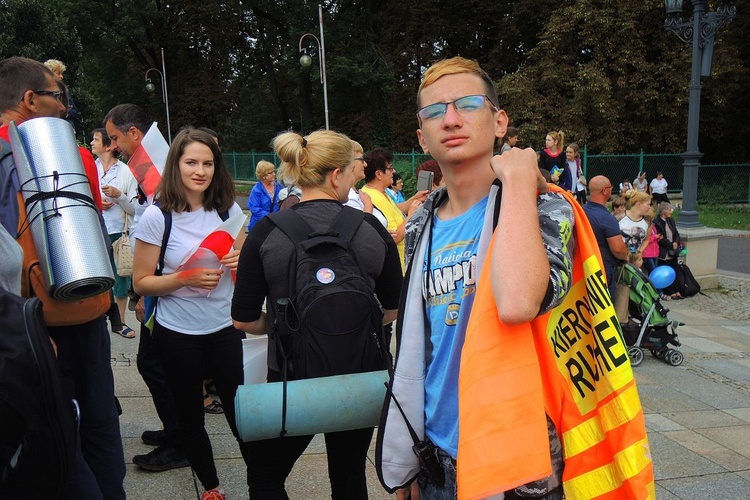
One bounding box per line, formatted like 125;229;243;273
235;370;389;442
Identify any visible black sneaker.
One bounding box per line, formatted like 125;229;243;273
141;429;166;446
133;444;189;471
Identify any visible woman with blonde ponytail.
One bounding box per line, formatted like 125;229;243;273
232;129;403;499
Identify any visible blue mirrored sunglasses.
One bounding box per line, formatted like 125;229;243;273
416;94;497;122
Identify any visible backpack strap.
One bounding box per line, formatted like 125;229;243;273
267;208;315;245
329;206;365;243
491;179;503;229
156;209;172;277
0;138;20;235
155;207;228;274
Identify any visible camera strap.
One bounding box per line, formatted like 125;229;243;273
383;380;421;446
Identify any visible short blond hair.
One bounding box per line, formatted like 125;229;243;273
417;57;498;109
43;59;66;74
255;160;275;179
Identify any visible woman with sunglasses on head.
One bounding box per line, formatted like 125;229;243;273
132;128;248;500
231;129;402;499
539;130;571;191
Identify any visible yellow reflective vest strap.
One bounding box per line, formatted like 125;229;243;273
457;187;654;500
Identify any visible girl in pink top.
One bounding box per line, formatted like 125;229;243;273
642;210;661;274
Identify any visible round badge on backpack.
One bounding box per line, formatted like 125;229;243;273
316;268;335;284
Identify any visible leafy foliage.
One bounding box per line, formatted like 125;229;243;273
0;0;747;164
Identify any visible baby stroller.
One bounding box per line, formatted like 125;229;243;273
615;263;683;367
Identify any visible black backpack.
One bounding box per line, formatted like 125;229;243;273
268;207;388;381
663;262;701;297
676;262;701;297
0;290;77;499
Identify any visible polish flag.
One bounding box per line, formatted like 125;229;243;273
176;213;247;295
127;122;168;197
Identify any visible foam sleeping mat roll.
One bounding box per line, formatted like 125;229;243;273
235;370;389;442
10;118;114;300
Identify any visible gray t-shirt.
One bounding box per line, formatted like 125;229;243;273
0;224;22;294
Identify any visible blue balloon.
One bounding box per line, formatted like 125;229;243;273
649;265;676;289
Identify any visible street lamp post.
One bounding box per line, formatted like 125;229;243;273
664;0;736;227
144;47;172;143
298;4;329;130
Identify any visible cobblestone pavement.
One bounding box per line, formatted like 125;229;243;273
680;274;750;322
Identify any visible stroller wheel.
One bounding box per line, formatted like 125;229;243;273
628;347;644;367
650;349;665;359
665;349;684;366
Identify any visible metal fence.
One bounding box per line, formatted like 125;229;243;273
227;148;750;204
583;148;750;204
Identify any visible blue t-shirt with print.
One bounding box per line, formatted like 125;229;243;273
423;195;487;458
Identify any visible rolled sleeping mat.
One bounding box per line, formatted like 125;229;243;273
235;370;389;442
9;118;114;300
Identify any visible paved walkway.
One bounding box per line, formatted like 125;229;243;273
112;274;750;499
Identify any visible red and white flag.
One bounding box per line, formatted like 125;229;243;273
176;213;247;295
127;122;168;197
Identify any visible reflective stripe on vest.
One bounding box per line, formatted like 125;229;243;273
458;186;654;500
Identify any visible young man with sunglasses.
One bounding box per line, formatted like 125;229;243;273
0;56;126;499
376;57;575;499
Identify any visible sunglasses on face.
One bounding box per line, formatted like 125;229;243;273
32;89;65;102
416;94;496;123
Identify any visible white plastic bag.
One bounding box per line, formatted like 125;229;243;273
242;336;268;385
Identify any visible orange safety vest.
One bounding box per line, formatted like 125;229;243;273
457;187;654;500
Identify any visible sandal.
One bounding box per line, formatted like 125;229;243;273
115;325;136;338
205;381;219;398
204;394;224;414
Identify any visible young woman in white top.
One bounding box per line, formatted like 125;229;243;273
633;171;649;193
566;142;586;204
649;171;669;206
133;128;247;500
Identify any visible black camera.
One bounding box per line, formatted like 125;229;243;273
412;439;445;487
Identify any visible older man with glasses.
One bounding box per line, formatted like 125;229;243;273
0;56;125;499
584;175;628;298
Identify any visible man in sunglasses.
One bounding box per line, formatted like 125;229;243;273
377;57;575;499
584;175;628;299
0;56;126;498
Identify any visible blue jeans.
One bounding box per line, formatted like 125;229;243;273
418;447;457;500
643;257;658;275
49;316;126;500
419;446;564;500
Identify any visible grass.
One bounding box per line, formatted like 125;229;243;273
675;205;750;231
234;181;254;195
